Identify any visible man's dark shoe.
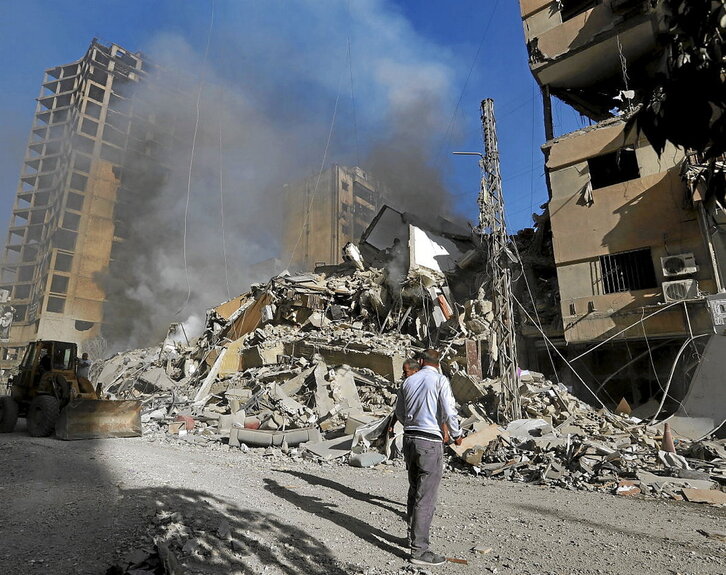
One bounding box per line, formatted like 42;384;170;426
410;551;446;566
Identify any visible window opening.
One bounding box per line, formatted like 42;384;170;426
588;147;640;189
599;248;657;293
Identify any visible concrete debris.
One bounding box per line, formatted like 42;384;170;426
445;372;726;501
89;231;725;502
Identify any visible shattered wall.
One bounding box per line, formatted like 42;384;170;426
545;117;715;343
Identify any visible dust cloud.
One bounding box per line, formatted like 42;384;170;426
99;1;466;350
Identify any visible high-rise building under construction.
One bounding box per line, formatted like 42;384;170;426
0;39;172;372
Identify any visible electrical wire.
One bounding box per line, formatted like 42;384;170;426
345;0;360;168
435;0;500;170
512;292;606;409
640;306;664;393
568;301;682;363
219;111;231;301
178;0;215;315
286;71;345;269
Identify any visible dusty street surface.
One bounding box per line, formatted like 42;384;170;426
1;424;724;575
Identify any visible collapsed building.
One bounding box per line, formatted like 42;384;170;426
91;204;725;504
518;0;726;435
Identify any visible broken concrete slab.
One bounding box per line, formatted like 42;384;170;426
636;470;717;491
682;488;726;505
286;341;405;382
506;419;554;441
451;424;505;459
302;435;355;460
138;366;177;392
349;451;386;468
241;342;285;369
449;371;486;404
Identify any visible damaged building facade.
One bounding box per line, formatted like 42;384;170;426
519;0;726;419
0;39;176;373
281;165;385;271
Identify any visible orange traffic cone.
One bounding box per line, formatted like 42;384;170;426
661;422;676;453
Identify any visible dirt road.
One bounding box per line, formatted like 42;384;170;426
1;424;724;575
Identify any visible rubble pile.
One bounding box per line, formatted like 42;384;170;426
91;207;725;503
451;371;726;503
96;247;494;462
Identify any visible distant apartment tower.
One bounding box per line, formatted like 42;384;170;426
519;1;722;405
282;165;383;270
0;39;172;370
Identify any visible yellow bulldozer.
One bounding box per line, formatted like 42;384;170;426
0;340;141;440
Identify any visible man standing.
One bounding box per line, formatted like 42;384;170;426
77;352;91;380
395;349;462;566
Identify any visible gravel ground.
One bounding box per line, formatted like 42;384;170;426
0;422;724;575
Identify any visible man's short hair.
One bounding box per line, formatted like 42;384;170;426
403;358;420;371
420;349;440;365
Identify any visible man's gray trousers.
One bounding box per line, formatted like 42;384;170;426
403;435;443;556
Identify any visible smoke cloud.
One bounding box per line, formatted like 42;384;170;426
100;0;466;350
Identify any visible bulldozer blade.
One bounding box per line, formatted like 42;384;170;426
55;399;142;440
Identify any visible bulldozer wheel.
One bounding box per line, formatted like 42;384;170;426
0;396;19;433
27;395;60;437
53;375;71;406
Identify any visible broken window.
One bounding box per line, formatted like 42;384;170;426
80;118;98;137
62;212;81;231
52;109;69;124
587;147;640;189
90;68;108;86
102;126;126;147
13;284;30;299
75;320;94;331
73;154;92;173
73;134;95;154
599;248;657;293
353;182;377;207
560;0;599;22
53;229;77;252
70;172;88;192
46;296;65;313
54;252;73;272
66;192;84;212
88;84;106;103
50;275;69;295
100;144;124;165
18;266;35;282
85;100;102;119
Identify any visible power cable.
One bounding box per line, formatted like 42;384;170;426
178;0;215;315
219;110;232;301
435;0;500;170
286;71;345;269
346;0;360;167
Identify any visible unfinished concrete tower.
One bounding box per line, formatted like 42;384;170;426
0;40;167;372
519;1;724;410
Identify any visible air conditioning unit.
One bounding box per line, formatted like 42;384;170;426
660;253;697;277
0;289;9;303
662;279;698;303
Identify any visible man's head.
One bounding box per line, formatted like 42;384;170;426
402;358;420;378
418;348;440;367
81;353;89;360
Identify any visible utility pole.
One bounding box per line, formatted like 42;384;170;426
478;99;521;421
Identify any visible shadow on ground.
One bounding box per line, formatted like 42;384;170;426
112;485;353;575
263;476;409;559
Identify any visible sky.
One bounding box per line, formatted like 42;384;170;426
0;0;587;347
